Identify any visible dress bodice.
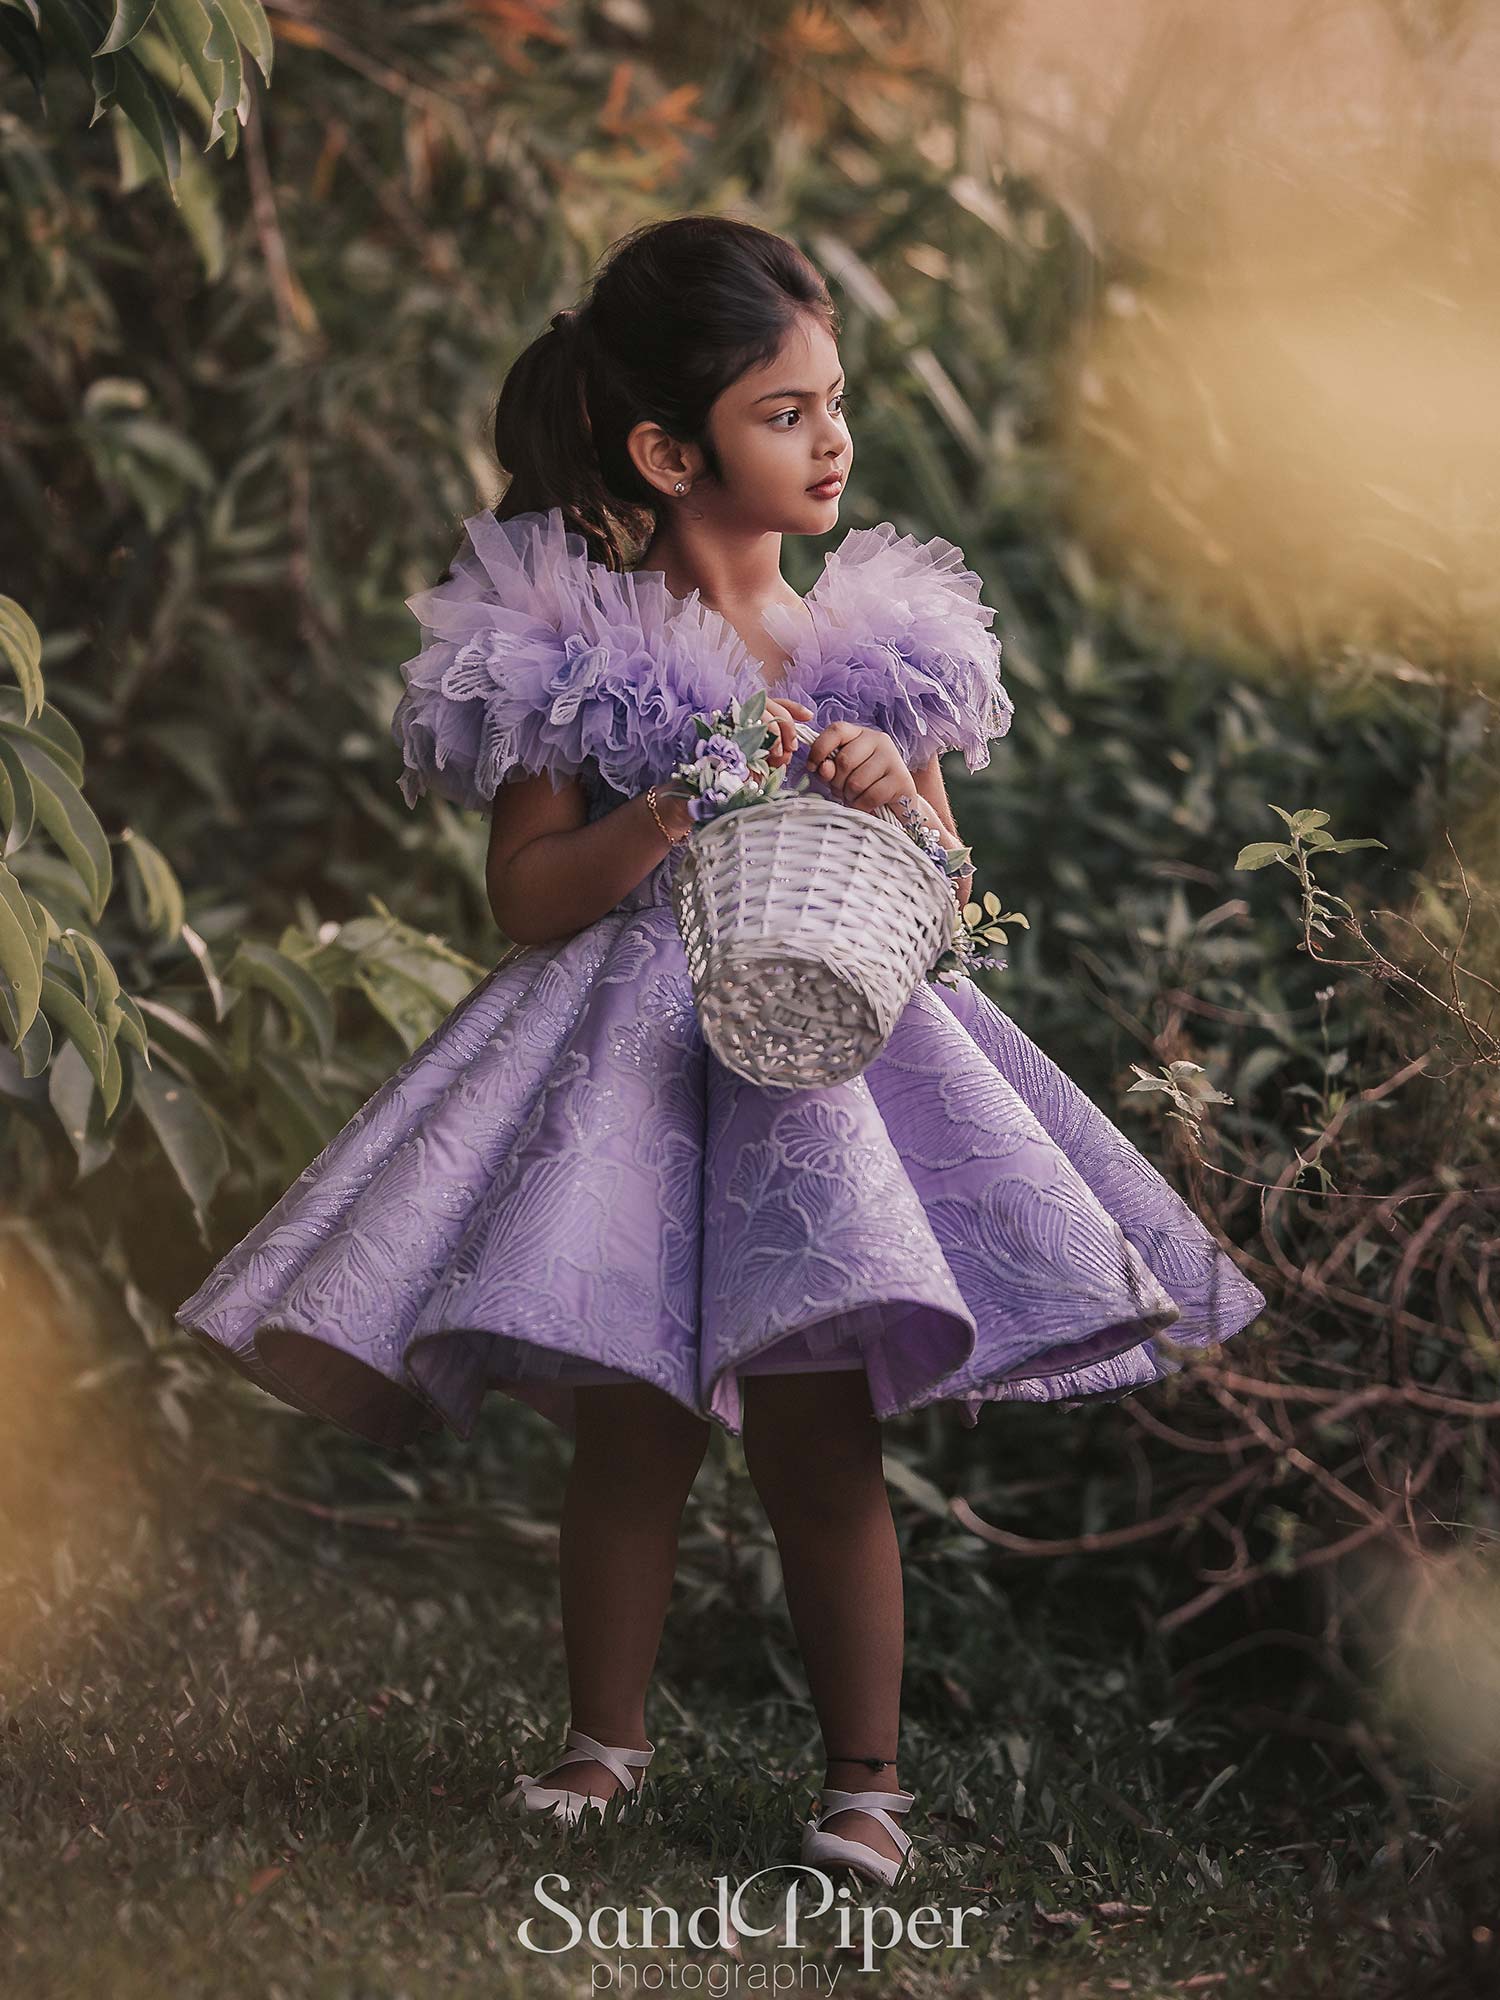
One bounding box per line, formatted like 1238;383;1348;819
390;505;1013;867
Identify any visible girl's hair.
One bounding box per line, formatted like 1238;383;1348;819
473;215;840;575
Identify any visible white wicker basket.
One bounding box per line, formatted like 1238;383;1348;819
671;729;958;1089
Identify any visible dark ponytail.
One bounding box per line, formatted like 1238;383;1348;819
479;215;840;574
487;306;629;569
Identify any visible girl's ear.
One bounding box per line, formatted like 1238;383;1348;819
625;418;696;501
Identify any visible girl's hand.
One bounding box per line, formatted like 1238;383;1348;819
763;695;814;768
805;721;919;816
651;780;699;843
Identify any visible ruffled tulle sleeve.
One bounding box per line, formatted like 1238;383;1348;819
787;523;1013;775
391;508;747;811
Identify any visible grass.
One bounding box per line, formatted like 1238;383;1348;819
0;1319;1485;2000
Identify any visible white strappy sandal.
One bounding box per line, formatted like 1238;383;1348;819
501;1726;655;1827
801;1784;916;1888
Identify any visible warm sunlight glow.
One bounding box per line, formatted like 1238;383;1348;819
981;0;1500;666
0;1233;156;1694
1379;1548;1500;1785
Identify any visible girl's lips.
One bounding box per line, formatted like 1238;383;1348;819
808;476;844;496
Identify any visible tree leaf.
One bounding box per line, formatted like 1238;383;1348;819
0;861;43;1040
0;595;44;721
47;1037;116;1178
119;824;185;942
13;1007;53;1080
129;1044;229;1235
0;691;85;782
225;938;335;1059
97;0;158;57
134;994;228;1073
39;969;122;1116
0;724;112;918
252;1049;333;1175
212;0;272;84
180;919;226;1018
0;735;36;851
0;8;48;110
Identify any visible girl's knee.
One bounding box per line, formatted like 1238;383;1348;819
747;1446;886;1520
740;1370;884;1505
571;1381;712;1491
742;1368;879;1444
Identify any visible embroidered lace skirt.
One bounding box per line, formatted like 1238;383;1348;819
174;900;1266;1448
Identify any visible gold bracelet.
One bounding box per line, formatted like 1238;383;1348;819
646;783;686;846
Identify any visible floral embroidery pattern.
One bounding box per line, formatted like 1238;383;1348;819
176;901;1266;1445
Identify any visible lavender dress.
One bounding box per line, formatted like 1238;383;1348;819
173;507;1266;1448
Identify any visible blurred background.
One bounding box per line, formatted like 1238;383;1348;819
1;2;1497;1993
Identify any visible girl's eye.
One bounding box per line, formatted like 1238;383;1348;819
771;392;851;428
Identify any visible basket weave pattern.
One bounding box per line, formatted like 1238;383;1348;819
672;777;957;1089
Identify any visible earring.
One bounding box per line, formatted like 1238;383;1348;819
673;481;687;494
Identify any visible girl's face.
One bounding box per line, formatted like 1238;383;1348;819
707;312;852;534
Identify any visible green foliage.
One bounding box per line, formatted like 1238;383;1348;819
1;599;136;1108
1124;1058;1235;1147
1233;804;1388;943
0;591;486;1239
2;0;273;196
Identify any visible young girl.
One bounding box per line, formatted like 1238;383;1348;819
175;214;1266;1888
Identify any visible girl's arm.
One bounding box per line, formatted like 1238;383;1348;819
909;754;975;908
488;698;810;947
489;743;972;949
486;772;693;947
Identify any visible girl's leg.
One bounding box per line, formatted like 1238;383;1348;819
529;1379;712;1800
740;1367;907;1865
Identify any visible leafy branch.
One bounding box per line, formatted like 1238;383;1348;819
1238;802;1499;1071
3;0;274;190
0;595;486;1242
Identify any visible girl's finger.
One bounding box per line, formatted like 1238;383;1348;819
832;736;882;794
806;720;858;767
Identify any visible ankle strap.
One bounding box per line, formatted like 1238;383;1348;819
818;1786;914;1815
560;1727;655;1791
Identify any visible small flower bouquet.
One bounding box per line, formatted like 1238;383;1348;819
670;690;1026;989
672;689;800;821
